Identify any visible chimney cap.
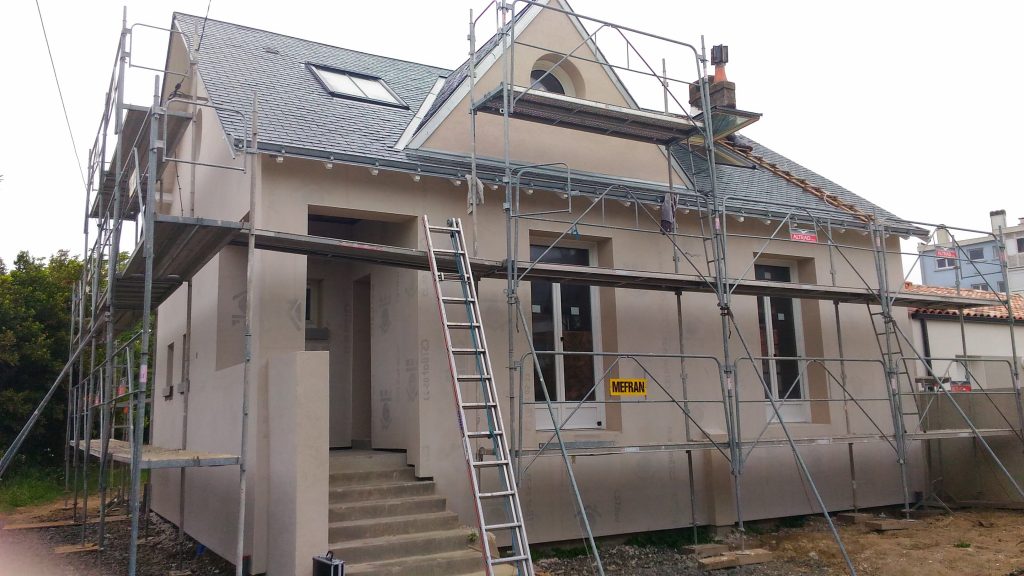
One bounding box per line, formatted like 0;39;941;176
990;209;1006;216
711;45;729;66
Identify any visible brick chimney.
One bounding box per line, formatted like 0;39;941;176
990;209;1007;233
689;45;736;111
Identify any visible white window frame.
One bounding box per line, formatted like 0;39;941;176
755;260;810;423
934;256;955;270
532;240;604;431
308;64;407;108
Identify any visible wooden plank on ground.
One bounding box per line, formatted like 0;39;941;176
699;548;773;570
3;515;128;531
958;500;1024;510
681;543;729;558
865;519;915;531
836;512;874;525
53;543;99;554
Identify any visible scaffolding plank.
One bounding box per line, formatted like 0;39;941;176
99;218;993;336
474;85;701;144
238;230;993;310
72;439;238;469
514;427;1020;457
106;214;243;330
92;106;192;219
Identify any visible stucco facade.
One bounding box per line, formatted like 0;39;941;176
144;5;936;574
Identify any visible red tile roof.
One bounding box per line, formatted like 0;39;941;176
904;282;1024;321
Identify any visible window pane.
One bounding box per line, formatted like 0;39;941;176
530;68;566;95
530;244;588;265
560;283;594;402
968;247;985;261
351;76;398;103
531;281;557;403
754;265;801;400
1017;238;1024;253
318;69;362;97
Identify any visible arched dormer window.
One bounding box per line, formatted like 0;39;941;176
531;68;566;94
530;55;585;99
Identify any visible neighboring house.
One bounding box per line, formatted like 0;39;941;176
905;282;1024;505
917;209;1023;293
120;3;985;574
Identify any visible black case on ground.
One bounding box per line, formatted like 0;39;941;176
313;551;344;576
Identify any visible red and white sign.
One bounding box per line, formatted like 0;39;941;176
935;248;957;259
951;382;972;393
790;228;818;243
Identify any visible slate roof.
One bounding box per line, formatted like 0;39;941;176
174;13;450;164
172;12;914;231
905;282;1023;321
673;134;907;227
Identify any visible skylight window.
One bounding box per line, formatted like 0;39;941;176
309;65;405;107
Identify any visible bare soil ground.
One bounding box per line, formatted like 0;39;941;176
537;509;1024;576
0;498;232;576
2;500;1021;576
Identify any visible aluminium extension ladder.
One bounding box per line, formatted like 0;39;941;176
423;216;534;576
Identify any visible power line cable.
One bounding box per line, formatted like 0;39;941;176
35;0;87;190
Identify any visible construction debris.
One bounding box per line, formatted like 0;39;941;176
53;543;100;554
698;548;773;570
864;519;916;531
679;543;729;558
3;515;128;531
835;512;874;525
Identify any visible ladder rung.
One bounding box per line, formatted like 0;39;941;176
483;521;521;531
479;489;515;498
462;402;498;410
437;273;466;282
433;248;465;255
442;296;475;303
428;225;459;233
452;348;486;355
467;430;503;438
447;322;480;329
492;554;530;565
457;374;491;381
472;459;510;468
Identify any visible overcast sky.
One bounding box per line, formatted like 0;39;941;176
2;0;1022;274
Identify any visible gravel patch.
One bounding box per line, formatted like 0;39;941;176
0;507;232;576
534;543;833;576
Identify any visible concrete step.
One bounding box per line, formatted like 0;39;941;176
329;450;408;472
344;549;491;576
330;495;447;522
330;467;417;487
329;511;460;541
331;528;474;564
330;481;435;504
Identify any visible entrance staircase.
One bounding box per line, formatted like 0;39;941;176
328;450;515;576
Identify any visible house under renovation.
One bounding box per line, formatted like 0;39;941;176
5;1;1022;576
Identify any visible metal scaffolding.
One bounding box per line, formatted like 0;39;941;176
0;3;1021;576
461;2;1024;575
0;10;254;576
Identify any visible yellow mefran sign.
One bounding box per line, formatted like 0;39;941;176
609;378;647;397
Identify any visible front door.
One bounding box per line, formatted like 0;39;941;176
755;264;809;422
530;244;603;429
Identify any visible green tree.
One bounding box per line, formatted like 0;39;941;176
0;251;81;466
